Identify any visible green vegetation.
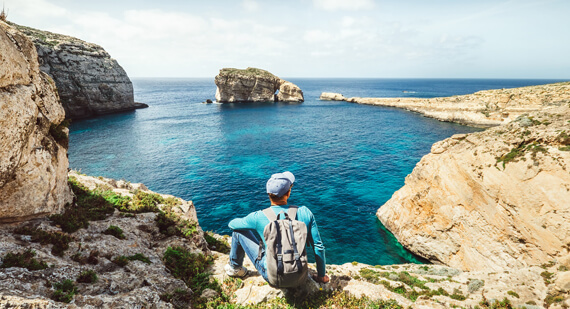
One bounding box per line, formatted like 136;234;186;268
0;249;48;270
49;119;71;148
496;141;548;168
103;225;126;239
204;232;230;254
558;265;569;271
50;177;116;233
220;67;276;78
71;250;99;265
160;288;193;309
14;226;73;256
541;271;555;284
77;270;98;283
479;296;513;309
156;209;198;238
51;279;78;303
559;146;570;151
545;292;565;307
506;290;519;298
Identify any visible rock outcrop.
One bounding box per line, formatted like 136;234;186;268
320;92;346;101
12;23;141;119
378;106;570;272
2;172;568;308
215;67;303;103
0;21;72;223
321;82;570;127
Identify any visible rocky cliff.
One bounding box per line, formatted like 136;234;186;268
215;67;304;103
2;172;568;308
0;21;72;223
12;23;142;119
321;82;570;127
378;106;570;273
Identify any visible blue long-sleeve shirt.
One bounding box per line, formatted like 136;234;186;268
228;205;326;277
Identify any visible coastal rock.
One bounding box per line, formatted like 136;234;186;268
320;92;346;101
333;82;570;127
377;106;570;271
13;23;139;119
215;67;303;103
0;21;72;223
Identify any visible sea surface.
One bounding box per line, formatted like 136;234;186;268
68;78;565;266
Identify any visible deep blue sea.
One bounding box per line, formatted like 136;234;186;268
68;78;566;266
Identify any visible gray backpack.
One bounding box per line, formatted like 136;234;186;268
260;206;309;288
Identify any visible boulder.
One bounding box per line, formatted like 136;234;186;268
215;67;303;103
13;23;138;119
320;92;346;101
378;106;570;271
0;21;72;222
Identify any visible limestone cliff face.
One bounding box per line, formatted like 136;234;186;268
377;106;570;271
0;21;72;222
322;82;570;127
215;67;303;103
13;23;138;119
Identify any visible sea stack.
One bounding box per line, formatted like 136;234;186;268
13;23;142;119
215;67;304;103
0;21;72;222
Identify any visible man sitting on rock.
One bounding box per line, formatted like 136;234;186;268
225;171;329;285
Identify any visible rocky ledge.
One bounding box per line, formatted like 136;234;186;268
320;82;570;127
378;105;570;274
2;172;569;308
12;23;144;119
215;67;304;103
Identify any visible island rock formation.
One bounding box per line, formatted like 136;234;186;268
13;23;143;119
378;106;570;272
215;67;303;103
0;21;72;222
321;82;570;127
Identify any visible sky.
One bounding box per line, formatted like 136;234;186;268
4;0;570;79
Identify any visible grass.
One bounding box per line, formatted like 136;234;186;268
204;232;230;254
479;296;513;309
14;226;73;256
113;253;152;266
51;279;78;303
156;210;198;238
71;250;99;265
541;271;555;284
77;270;98;283
496;141;548;168
103;225;126;239
0;249;48;271
545;292;565;307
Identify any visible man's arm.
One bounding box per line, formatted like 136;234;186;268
228;212;258;230
308;212;327;280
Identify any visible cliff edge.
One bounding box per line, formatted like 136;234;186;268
0;21;72;223
12;23;140;119
215;67;304;103
378;105;570;272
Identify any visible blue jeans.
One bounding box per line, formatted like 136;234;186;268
229;230;268;281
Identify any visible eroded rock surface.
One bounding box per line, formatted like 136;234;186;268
13;23;139;119
215;67;303;103
322;82;570;127
0;21;72;223
378;106;570;272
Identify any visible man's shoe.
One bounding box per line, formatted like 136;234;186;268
224;264;248;277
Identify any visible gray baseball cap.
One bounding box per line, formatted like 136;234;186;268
266;171;295;197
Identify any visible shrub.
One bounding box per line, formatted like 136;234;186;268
506;290;519;298
112;255;129;267
163;246;214;295
156;211;197;238
71;250;99;265
51;279;78;303
127;253;151;264
77;270;98;283
14;226;73;256
103;225;126;240
0;249;48;270
204;232;230;254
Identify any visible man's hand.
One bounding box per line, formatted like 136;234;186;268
313;274;330;283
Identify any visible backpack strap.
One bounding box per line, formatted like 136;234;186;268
262;207;278;221
287;206;298;219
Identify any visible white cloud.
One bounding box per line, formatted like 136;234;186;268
313;0;375;11
242;0;260;12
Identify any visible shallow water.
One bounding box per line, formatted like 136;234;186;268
68;78;563;265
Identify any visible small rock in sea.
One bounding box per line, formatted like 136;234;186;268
206;99;213;103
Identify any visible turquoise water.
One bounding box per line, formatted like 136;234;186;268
68;78;564;265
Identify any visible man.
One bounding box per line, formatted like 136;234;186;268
225;171;330;284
